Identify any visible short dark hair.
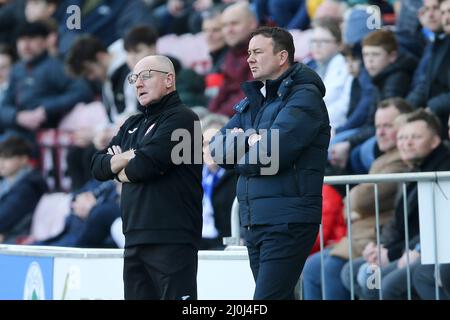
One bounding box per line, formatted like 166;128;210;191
342;43;362;60
0;44;16;62
0;136;32;158
17;21;50;39
378;97;413;114
405;109;442;137
123;25;159;52
250;26;295;65
65;35;107;76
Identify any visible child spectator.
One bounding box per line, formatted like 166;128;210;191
330;29;417;173
309;17;353;130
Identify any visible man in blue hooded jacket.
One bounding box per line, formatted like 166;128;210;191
210;26;330;299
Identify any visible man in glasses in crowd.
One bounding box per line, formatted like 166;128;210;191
91;55;203;300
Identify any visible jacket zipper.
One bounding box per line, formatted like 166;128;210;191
246;176;251;229
293;163;300;195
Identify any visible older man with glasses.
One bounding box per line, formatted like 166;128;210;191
91;55;203;300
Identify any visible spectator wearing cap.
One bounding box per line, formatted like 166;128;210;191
0;21;93;147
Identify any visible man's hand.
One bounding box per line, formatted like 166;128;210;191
72;192;97;219
117;168;131;183
108;145;136;174
231;127;244;134
363;242;389;267
73;128;95;148
248;133;262;147
397;249;421;269
16;107;47;131
93;127;116;150
362;242;376;261
330;141;350;169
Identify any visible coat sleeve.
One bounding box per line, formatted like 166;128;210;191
0;66;19;127
336;71;375;133
427;92;450;117
91;124;126;181
406;81;427;108
0;182;43;233
235;88;328;176
123;111;201;182
209;112;247;171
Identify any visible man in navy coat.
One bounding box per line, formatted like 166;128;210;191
211;26;330;299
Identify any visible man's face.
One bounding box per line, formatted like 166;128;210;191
82;61;107;83
419;0;442;32
133;59;172;106
221;7;256;48
375;105;400;152
126;44;156;70
17;36;47;62
0;156;27;178
310;27;339;63
247;35;284;82
397;120;440;163
362;46;396;77
345;56;361;77
25;0;56;22
440;0;450;34
202;15;225;53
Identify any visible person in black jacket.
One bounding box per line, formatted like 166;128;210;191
0;136;47;244
91;55;203;300
210;27;330;299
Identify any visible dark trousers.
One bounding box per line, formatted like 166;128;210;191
245;223;319;300
413;264;450;300
123;244;198;300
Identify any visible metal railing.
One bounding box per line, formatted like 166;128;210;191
226;171;450;300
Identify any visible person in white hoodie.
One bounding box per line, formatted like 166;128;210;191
309;17;353;131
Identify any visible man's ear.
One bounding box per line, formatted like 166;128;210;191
389;50;398;63
431;134;441;150
279;50;289;66
166;73;175;88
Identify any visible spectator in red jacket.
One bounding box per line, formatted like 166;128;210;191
309;184;346;254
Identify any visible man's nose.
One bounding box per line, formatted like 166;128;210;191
135;77;144;88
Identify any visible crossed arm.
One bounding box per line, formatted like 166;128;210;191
107;145;136;183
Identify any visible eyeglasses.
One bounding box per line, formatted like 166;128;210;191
127;69;169;84
310;39;337;46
